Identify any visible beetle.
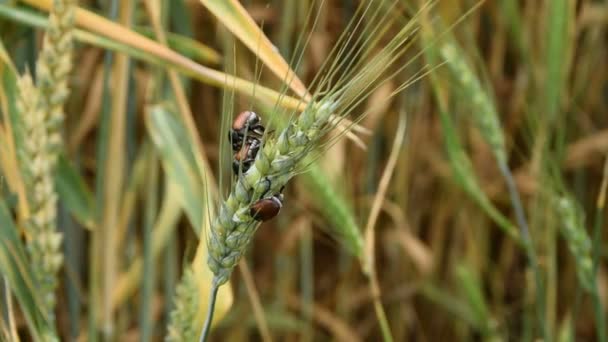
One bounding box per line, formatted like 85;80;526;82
232;138;261;175
229;111;265;152
250;193;284;221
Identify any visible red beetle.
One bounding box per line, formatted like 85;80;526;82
250;193;284;221
232;111;262;132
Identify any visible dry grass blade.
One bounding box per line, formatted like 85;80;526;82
598;156;608;210
111;180;181;310
0;42;30;220
362;113;407;342
0;277;18;342
591;156;608;342
564;129;608;169
20;0;366;146
143;0;217;198
30;0;369;145
199;0;308;99
67;65;103;152
21;0;300;109
287;295;361;342
239;260;272;342
98;2;130;335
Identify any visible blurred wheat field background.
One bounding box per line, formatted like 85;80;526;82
0;0;607;341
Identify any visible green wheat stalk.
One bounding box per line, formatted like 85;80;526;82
440;40;547;340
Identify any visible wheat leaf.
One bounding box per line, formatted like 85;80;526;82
199;0;308;98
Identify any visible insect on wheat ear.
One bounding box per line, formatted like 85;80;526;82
230;110;266;176
232;138;261;175
250;193;284;221
229;110;265;152
229;110;286;221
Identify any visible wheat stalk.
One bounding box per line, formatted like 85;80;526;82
439;39;549;340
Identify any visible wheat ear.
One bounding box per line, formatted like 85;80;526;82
14;0;76;323
556;195;593;292
166;268;200;341
36;0;76;155
165;97;338;340
206;99;337;286
16;73;63;323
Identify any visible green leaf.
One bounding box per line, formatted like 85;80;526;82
455;263;492;334
0;35;29;218
146;105;207;234
302;162;363;258
0;36;20;146
55;154;96;230
0;200;53;340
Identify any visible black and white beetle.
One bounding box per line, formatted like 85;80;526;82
229;111;265;152
230;111;265;175
232;138;261;174
229;110;284;221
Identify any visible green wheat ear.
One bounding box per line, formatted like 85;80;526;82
166;268;200;342
439;42;507;164
168;2;429;339
207;99;337;286
16;72;63;322
14;0;76;324
36;0;76;154
556;195;594;292
166;97;338;340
